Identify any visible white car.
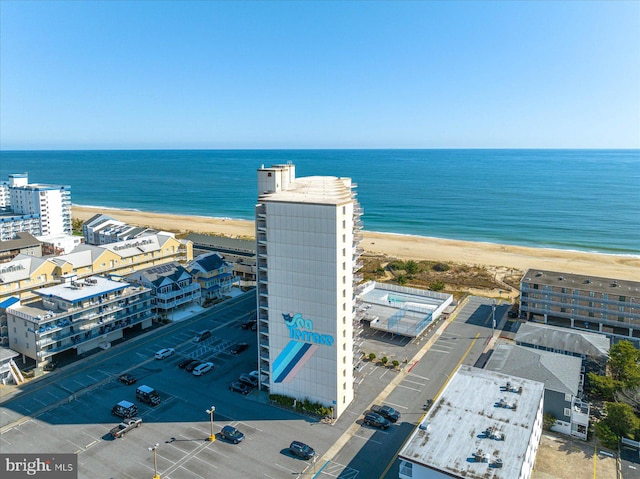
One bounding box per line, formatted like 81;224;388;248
192;362;214;376
154;348;175;360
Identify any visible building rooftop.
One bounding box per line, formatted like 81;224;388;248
485;344;582;396
186;233;255;254
399;365;544;479
259;175;353;205
33;276;128;303
0;232;41;250
522;269;639;295
515;322;610;358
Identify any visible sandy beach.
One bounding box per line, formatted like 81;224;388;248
73;205;640;282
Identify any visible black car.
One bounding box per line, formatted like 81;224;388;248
289;441;315;460
178;358;196;369
238;373;258;388
508;310;518;318
229;343;249;355
185;360;203;372
370;404;400;423
241;318;257;330
363;412;391;430
220;425;245;444
229;381;252;395
118;373;137;385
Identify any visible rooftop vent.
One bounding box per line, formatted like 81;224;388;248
558;276;564;280
585;278;591;284
612;281;618;287
473;450;485;462
536;272;543;277
493;457;503;468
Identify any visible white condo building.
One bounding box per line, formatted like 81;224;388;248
255;164;363;419
0;173;72;240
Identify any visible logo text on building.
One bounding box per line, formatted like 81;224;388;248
282;313;334;346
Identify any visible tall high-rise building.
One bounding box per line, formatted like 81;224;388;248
0;173;72;240
255;164;363;418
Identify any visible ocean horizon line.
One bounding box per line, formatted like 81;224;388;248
5;147;640;153
73;203;640;260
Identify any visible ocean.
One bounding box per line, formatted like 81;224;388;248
1;149;638;255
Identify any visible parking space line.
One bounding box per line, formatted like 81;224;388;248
86;375;98;382
382;401;408;410
429;349;451;354
402;379;426;386
33;399;47;407
179;465;208;477
396;384;421;392
0;436;11;446
407;372;430;381
275;463;298;474
352;433;382;445
66;439;84;451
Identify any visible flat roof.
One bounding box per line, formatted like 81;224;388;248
522;269;639;295
358;282;452;337
259;176;353;205
33;276;128;303
399;365;544;479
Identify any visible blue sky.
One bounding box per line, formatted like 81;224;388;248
1;1;638;149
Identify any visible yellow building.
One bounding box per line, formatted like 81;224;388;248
0;233;192;346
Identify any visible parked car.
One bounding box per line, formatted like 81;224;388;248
192;362;214;376
43;361;58;371
154;348;175;360
289;441;315;460
193;330;211;342
229;381;252;395
112;400;138;419
229;343;249;355
220;425;245;444
178;357;196;369
363;412;391;430
241;318;257;330
118;373;137;385
185;360;203;372
109;417;142;439
508;310;518;318
370;404;401;423
238;373;258;388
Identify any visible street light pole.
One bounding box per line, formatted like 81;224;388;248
148;443;160;479
492;301;496;336
206;406;216;442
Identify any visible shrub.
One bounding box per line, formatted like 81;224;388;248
429;281;445;291
397;275;407;285
543;413;556;431
432;262;450;272
391;360;400;369
368;353;377;362
380;356;388;366
405;260;419;275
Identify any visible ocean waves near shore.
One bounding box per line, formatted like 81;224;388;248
2;149;639;255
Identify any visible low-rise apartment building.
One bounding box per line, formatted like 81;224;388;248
187;252;235;300
485;344;589;440
6;275;153;367
398;365;544;479
126;262;201;317
520;269;640;347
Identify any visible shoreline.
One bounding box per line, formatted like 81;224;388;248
72;205;640;281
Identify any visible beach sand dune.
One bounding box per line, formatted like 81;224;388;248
73;206;639;282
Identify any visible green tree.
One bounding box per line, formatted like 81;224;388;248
380;356;388;366
391;360;400;369
594;421;619;449
542;413;556;431
603;402;640;438
609;340;640;388
405;260;419;275
368;353;377;362
397;275;407;285
429;281;445;292
588;372;622;401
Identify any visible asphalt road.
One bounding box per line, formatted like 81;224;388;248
0;294;507;479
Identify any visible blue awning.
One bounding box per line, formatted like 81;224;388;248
0;297;19;309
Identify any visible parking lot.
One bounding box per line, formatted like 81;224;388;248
0;293;507;478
